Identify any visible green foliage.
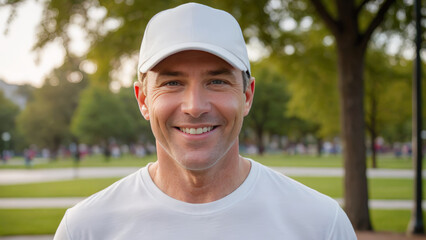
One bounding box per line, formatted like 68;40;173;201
364;50;413;143
14;83;35;102
71;84;135;144
8;0;416;143
272;29;340;139
242;59;292;153
247;61;289;130
23;0;419;61
33;0;274;83
16;58;88;154
0;90;20;135
4;0;422;156
117;86;154;143
0;91;20;152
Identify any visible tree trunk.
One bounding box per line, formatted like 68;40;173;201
317;137;323;157
102;140;111;161
336;42;372;230
371;131;378;169
50;136;62;161
256;127;265;155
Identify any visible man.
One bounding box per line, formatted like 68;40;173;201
54;3;356;239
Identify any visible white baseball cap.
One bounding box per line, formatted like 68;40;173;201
137;3;250;74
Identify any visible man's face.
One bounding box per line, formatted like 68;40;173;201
135;50;254;171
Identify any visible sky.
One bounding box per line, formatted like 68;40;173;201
0;0;68;87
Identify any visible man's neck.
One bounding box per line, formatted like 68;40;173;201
148;151;251;203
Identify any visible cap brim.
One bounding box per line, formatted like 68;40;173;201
138;42;248;73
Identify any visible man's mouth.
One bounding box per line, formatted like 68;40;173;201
178;126;215;135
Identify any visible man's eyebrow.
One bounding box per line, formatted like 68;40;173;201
206;68;234;76
158;71;187;77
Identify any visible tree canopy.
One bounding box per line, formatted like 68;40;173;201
243;60;290;154
71;84;134;145
0;90;20;152
16;57;88;157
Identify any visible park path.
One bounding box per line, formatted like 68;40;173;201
0;197;424;209
0;166;423;209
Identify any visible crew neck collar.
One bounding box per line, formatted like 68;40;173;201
140;158;259;215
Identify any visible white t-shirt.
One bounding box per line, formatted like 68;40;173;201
54;159;356;239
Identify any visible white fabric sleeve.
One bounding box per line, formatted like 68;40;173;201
327;204;357;240
53;211;71;240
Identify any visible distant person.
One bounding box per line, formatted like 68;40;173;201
54;3;356;239
69;143;80;164
24;148;32;168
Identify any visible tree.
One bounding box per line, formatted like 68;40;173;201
303;0;398;229
274;31;341;141
380;79;412;144
243;60;290;154
16;58;88;158
71;84;135;158
0;91;20;133
364;49;413;167
117;87;154;144
0;90;20;154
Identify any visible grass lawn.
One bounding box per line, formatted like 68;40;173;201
371;209;423;232
0;208;422;236
0;176;423;200
250;154;416;169
0;208;66;236
0;153;417;169
0;178;122;198
293;177;426;200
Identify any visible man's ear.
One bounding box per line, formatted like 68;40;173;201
134;82;150;120
243;77;255;116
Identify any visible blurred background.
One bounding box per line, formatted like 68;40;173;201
0;0;425;238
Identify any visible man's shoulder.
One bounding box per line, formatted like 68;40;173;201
252;161;355;238
253;160;339;211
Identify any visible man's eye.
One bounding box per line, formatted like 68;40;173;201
164;81;180;86
211;79;226;85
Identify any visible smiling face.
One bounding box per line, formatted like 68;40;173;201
135;50;254;171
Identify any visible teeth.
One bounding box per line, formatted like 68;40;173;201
180;127;214;135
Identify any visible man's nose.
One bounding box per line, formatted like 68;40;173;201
181;85;211;118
